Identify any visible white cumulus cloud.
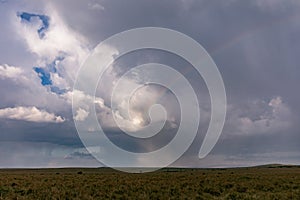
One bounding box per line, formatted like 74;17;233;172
0;64;23;79
74;107;89;121
0;106;65;123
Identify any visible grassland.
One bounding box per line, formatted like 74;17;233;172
1;165;300;199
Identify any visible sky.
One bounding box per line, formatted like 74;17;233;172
0;0;300;168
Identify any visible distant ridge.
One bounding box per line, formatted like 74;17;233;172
253;163;300;169
1;164;300;171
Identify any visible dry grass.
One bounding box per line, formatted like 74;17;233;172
0;166;300;199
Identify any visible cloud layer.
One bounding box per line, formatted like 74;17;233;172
0;0;299;168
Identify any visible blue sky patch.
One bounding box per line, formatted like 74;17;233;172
33;67;52;86
33;57;66;95
17;12;50;39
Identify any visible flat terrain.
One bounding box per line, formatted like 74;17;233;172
1;165;300;199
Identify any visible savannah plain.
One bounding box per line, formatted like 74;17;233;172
0;165;300;199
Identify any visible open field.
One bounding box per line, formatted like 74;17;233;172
1;165;300;199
